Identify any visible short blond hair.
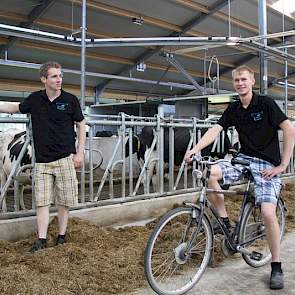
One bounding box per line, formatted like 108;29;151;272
232;65;254;79
39;61;62;78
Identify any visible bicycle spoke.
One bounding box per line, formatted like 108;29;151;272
152;252;175;275
145;207;213;294
239;200;285;267
155;256;176;281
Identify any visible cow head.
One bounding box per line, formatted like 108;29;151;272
125;134;147;162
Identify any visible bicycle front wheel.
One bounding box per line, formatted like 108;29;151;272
144;206;213;295
239;199;285;268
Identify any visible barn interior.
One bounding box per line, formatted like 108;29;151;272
0;0;294;121
0;3;295;294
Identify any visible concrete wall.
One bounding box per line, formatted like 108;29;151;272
0;192;198;241
1;175;294;242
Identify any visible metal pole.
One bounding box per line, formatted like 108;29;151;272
258;0;268;95
168;122;174;192
157;108;164;194
128;127;133;196
192;118;197;188
89;124;94;201
29;117;36;210
228;0;231;37
94;137;122;201
80;0;87;109
284;51;288;116
121;113;126;199
79;0;87;202
282;9;288;116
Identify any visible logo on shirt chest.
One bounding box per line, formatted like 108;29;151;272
56;102;70;111
250;111;263;122
235;110;264;126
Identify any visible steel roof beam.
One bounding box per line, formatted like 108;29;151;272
0;24;81;47
94;0;233;95
182;40;295;96
0;0;58;55
0;58;199;90
268;71;295;88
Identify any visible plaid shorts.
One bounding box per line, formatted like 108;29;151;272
218;153;282;205
34;154;78;207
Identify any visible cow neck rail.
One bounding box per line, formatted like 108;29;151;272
0;114;294;216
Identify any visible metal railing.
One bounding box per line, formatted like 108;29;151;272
0;115;294;217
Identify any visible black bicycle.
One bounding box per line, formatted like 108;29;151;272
144;155;286;295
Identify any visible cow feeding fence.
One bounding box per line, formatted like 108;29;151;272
0;114;294;217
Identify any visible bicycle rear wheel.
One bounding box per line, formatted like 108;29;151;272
144;206;213;295
239;199;285;268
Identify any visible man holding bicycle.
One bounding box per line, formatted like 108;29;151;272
184;65;295;290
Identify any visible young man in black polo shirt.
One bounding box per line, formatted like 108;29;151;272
0;61;86;252
185;65;295;290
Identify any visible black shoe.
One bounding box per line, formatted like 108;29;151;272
56;235;66;246
29;239;46;253
212;219;232;235
270;270;284;290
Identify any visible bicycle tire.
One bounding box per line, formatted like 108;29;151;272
144;206;213;295
239;199;285;268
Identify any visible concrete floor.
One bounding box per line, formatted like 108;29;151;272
130;232;295;295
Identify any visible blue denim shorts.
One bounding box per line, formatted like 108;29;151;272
218;153;282;205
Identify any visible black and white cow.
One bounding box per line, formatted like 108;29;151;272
2;131;32;175
138;126;231;164
136;126;232;191
0;129;33;211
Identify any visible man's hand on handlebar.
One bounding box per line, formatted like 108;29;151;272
184;149;200;164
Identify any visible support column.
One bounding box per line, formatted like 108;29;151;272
258;0;268;95
284;48;288;115
80;0;87;204
80;0;87;109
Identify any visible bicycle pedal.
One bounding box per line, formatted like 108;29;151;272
250;251;263;261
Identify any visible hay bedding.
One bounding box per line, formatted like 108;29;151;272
1;183;295;295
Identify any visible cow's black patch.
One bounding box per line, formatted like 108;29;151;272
95;131;114;137
7;131;26;150
7;132;32;166
138;127;232;166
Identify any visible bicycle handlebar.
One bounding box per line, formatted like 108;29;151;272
192;155;250;167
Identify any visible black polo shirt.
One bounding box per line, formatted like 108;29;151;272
218;92;287;166
19;90;84;163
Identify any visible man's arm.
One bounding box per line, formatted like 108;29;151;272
184;124;223;163
279;119;295;169
73;119;86;168
0;102;20;114
262;119;295;178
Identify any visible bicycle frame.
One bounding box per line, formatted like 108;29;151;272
187;158;265;256
144;156;286;295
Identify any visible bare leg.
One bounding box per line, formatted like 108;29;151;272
57;205;69;235
208;165;228;217
261;203;281;262
36;206;50;239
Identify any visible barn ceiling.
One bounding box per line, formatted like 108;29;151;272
0;0;294;109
